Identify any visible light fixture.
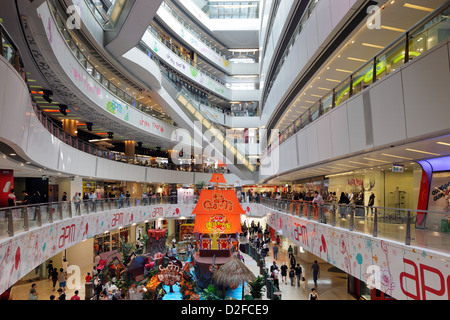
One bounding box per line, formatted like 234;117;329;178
347;57;367;62
381;153;413;160
381;25;406;32
405;148;440;156
437;142;450;147
362;43;384;49
363;158;391;163
403;3;433;12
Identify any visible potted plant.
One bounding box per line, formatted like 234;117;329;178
248;276;266;300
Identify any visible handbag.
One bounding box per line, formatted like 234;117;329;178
29;293;38;300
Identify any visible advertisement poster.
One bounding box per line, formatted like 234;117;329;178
428;171;450;212
177;188;194;204
0;170;14;207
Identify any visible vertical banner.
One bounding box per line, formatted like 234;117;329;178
0;170;14;207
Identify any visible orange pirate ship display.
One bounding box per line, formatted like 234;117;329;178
193;173;245;288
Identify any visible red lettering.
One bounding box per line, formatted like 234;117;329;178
420;264;446;300
111;213;123;227
58;224;76;248
400;258;420;300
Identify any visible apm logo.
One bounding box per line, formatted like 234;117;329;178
66;5;82;30
366;5;382;30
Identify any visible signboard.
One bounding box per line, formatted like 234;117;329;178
392;164;404;173
157;260;183;286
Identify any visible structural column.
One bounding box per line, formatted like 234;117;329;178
124;140;136;157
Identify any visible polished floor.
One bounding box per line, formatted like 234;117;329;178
9;237;355;300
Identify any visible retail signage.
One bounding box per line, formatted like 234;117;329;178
392;164;404;173
157;260;183;286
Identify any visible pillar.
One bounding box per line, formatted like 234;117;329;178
62;119;78;136
124;140;136;157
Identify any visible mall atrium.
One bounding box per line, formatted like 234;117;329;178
0;0;449;301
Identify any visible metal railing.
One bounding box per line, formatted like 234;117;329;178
259;198;450;253
0;196;178;239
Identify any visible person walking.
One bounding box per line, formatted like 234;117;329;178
272;267;280;291
50;268;58;291
311;260;320;286
294;263;303;287
280;262;288;284
28;283;38;300
309;288;319;300
57;288;66;300
367;192;375;215
70;290;81;300
272;244;279;260
289;267;295;286
58;268;67;291
46;260;53;280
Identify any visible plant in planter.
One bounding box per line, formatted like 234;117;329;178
248;276;266;299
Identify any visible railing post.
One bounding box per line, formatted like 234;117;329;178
22;207;29;232
68;202;73;218
373;57;378;84
36;206;42;226
307;202;312;220
405;211;411;245
373;208;378;238
404;32;410;64
331;205;336;226
48;204;53;223
58;203;63;220
7;209;14;237
349;205;355;231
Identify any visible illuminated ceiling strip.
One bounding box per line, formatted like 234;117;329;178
381;153;413;160
349;161;372;166
405;148;441;156
381;25;407;32
363;158;391;163
347;57;367;62
436;142;450;146
326;78;341;83
362;43;384;49
336;69;353;73
403;3;434;12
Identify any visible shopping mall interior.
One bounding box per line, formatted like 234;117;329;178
0;0;449;302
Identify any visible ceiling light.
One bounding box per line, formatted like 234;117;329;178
403;3;433;12
437;142;450;147
317;87;331;91
405;148;441;156
363;158;391;163
381;25;406;32
326;78;341;83
347;57;367;62
381;153;413;160
336;69;353;73
362;43;384;49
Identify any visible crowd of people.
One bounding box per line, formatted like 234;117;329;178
241;220;321;300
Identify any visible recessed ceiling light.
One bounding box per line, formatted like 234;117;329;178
326;78;341;83
10;153;16;156
317;87;331;91
405;148;441;156
437;142;450;147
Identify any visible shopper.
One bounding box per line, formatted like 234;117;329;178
289;267;295;286
272;267;280;291
62;192;68;202
7;189;16;207
280;262;288;284
72;192;81;213
21;191;30;205
57;288;66;300
70;290;81;300
28;283;38;300
273;244;278;260
309;288;319;300
289;254;296;269
46;260;54;279
311;261;320;286
338;192;350;217
51;268;58;291
288;245;293;258
367;192;375;215
58;268;67;291
85;272;93;283
294;263;303;287
62;258;69;272
49;295;56;300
